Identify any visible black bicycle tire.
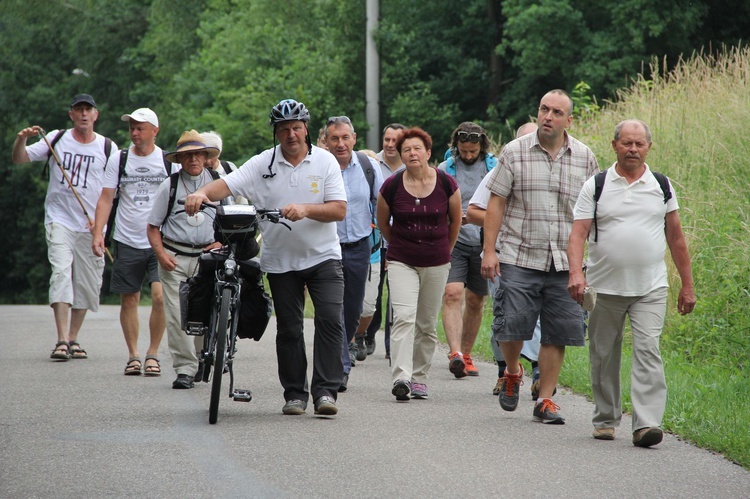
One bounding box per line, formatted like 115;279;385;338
209;287;231;424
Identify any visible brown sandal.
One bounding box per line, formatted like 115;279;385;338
69;341;88;359
50;341;70;361
143;355;161;377
124;357;142;375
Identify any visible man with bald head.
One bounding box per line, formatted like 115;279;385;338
481;90;599;424
568;119;695;446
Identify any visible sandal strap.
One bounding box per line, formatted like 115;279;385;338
145;354;160;362
53;341;69;351
126;357;142;365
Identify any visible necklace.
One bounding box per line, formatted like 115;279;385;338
180;170;206;226
180;169;204;194
405;170;430;206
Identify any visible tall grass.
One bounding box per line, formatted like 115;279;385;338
440;46;750;468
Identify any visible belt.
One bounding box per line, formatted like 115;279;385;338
162;237;212;249
162;237;212;257
340;236;369;249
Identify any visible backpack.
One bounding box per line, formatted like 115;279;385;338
442;149;497;176
592;170;672;242
104;148;172;247
42;129;113;179
355;151;380;254
220;160;235;173
383;168;453;209
161;168;222;227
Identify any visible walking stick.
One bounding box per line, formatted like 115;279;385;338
39;128;114;263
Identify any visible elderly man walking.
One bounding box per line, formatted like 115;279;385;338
146;130;223;389
568;119;696;446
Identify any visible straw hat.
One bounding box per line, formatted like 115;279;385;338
165;129;220;163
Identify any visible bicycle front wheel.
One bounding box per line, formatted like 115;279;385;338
209;287;231;424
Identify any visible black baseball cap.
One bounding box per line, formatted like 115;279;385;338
70;94;97;107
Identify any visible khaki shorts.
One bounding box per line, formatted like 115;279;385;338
46;222;104;311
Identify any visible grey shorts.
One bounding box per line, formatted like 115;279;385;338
110;241;160;294
491;263;585;346
446;242;488;296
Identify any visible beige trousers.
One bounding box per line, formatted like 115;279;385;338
387;261;450;385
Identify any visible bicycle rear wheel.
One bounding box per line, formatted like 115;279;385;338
209;287;231;424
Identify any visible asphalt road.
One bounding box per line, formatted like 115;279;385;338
1;305;748;498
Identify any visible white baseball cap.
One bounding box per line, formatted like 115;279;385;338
121;108;159;127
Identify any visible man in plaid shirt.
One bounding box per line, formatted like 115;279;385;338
481;89;599;424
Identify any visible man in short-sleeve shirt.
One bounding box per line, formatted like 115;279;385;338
12;94;117;361
481;90;599;424
184;99;347;416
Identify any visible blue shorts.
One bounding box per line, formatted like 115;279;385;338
491;263;585;347
110;241;160;294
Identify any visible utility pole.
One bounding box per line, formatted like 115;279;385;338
365;0;380;150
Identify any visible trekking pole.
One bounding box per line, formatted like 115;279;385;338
39;128;114;263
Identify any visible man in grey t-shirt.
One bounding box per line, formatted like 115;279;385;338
438;122;496;379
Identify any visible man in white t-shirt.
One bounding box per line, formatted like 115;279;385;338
12;94;117;362
568;119;696;447
92;108;174;377
184;99;347;417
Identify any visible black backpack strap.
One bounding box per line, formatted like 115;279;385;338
355;151;380;253
162;171;181;227
220;160;235;173
652;172;672;203
592;171;607;243
103;138;113;169
436;168;453;199
385;170;405;208
104;149;129;247
117;149;129;186
41;129;66;179
163;153;172;176
355;151;376;209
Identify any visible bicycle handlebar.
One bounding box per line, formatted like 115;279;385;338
176;200;290;229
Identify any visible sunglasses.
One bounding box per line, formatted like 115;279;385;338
326;116;352;126
457;131;482;143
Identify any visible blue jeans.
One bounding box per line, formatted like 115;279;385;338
339;238;371;374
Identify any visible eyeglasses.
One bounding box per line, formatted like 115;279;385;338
326;116;352;126
457;131;482;143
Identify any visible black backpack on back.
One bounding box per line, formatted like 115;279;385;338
592;170;672;242
104;148;172;247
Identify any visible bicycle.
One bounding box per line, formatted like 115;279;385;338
178;201;288;424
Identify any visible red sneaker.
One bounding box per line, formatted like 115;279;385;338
464;354;479;376
448;351;467;378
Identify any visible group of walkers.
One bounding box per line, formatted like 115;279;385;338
13;89;696;445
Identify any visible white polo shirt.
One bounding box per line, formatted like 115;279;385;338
224;145;347;273
573;164;679;296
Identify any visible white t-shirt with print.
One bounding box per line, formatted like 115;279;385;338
26;129;117;232
103;146;177;249
224;145;347;273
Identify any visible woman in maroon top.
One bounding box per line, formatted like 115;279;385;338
376;127;462;401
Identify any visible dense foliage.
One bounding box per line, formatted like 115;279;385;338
0;0;748;305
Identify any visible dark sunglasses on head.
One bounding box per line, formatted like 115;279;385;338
457;131;482;143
